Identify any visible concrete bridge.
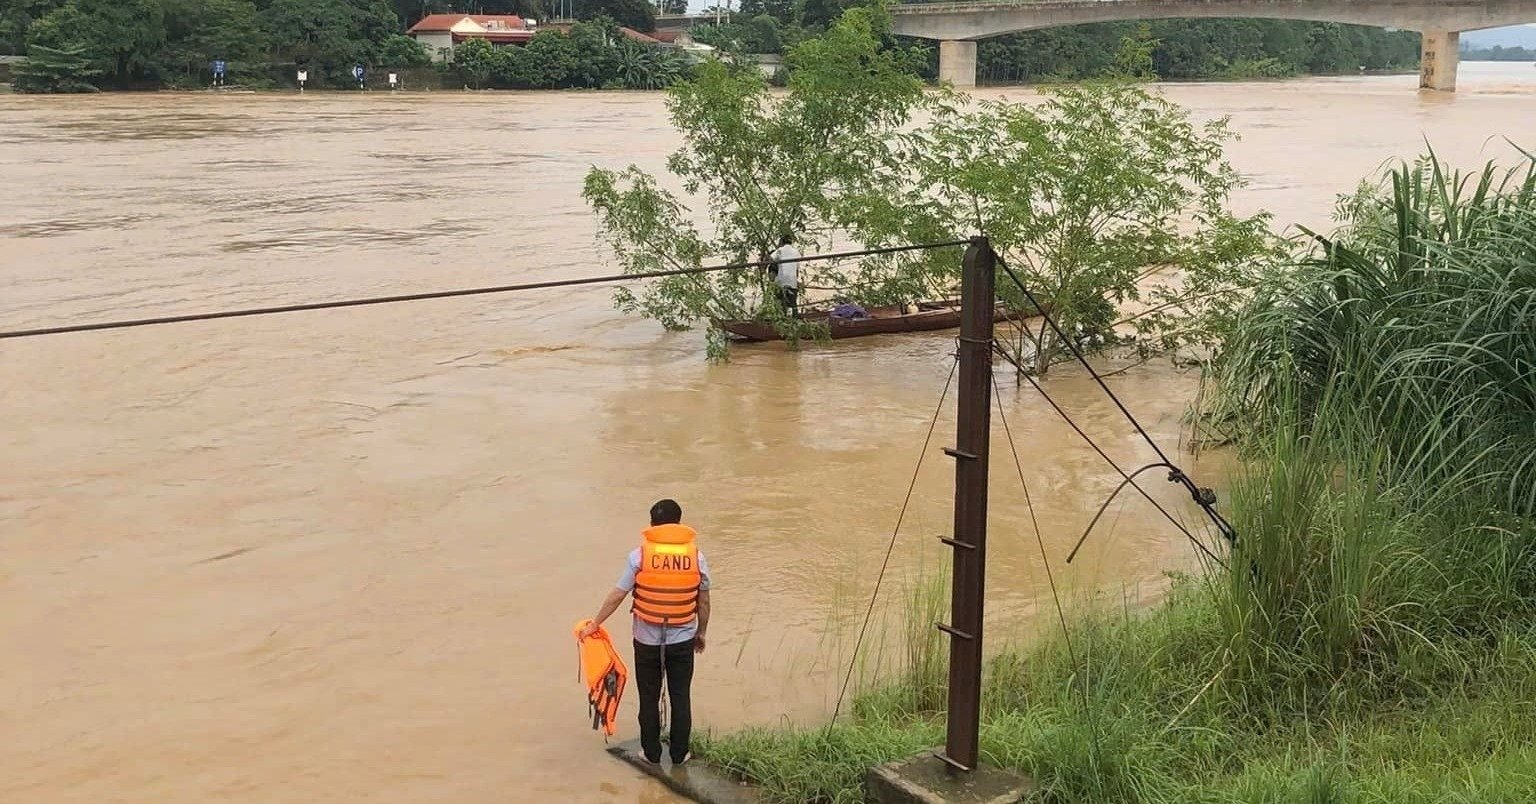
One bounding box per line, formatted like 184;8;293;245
889;0;1536;90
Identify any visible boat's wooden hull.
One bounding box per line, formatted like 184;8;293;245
715;301;1028;343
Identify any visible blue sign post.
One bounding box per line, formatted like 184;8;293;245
212;59;226;88
352;64;366;90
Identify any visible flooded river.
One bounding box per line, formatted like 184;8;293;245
3;63;1533;802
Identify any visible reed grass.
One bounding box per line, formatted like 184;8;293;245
701;151;1536;803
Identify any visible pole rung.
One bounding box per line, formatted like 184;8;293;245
933;751;972;772
943;447;978;460
936;623;974;640
939;537;977;550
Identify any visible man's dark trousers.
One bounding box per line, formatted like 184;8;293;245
633;638;694;763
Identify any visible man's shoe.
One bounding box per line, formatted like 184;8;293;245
671;752;692;767
638;751;662;766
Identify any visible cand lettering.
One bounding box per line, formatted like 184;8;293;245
650;554;693;571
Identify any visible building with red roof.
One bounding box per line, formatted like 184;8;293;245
408;14;537;61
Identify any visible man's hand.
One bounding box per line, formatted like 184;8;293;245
694;635;706;654
581;588;630;642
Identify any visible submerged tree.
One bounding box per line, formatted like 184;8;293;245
582;6;928;356
867;81;1276;374
584;6;1274;363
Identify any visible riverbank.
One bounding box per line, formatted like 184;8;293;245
702;585;1536;802
698;153;1536;803
0;67;1423;96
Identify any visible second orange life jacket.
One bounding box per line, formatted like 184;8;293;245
573;619;627;737
633;523;701;626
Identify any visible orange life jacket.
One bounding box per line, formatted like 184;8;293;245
632;523;701;626
573;619;627;737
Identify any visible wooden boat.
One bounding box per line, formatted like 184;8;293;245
714;300;1032;342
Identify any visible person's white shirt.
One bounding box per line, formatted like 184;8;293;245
770;244;801;289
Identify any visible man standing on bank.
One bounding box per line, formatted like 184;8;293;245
580;499;711;765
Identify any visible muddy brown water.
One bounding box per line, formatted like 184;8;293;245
3;63;1533;802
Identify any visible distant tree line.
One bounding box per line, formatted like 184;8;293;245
0;0;669;91
1463;44;1536;62
979;20;1424;83
2;0;431;90
682;10;1425;84
0;0;1432;92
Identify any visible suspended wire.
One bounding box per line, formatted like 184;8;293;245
829;356;958;727
992;341;1227;570
993;255;1237;551
990;371;1076;666
1067;461;1180;564
998;258;1172;463
0;240;972;341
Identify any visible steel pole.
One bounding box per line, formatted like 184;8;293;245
940;236;995;771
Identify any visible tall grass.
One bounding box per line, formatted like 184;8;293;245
1213;152;1536;517
1209;152;1536;715
701;150;1536;803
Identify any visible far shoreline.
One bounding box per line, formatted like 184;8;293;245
7;63;1533;97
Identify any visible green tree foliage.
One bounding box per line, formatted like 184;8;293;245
8;0;406;90
30;0;166;85
611;39;684;88
583;7;928;356
158;0;263;83
573;0;652;33
977;19;1422;84
449;19;685;90
739;0;793;24
452;36;494;87
12;41;98;90
262;0;400;83
1465;45;1536;61
1;0;67;54
1110;23;1156;80
562;16;619;86
875;83;1274;373
19;0;84;49
690;14;792;55
379;32;430;66
795;0;855;30
518;28;580;87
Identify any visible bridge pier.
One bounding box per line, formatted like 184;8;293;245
938;40;978;88
1419;30;1460;91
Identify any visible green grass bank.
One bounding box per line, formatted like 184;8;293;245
699;153;1536;803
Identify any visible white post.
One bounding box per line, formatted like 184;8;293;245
938;40;978;89
1420;30;1460;92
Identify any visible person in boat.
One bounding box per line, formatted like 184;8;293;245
769;233;801;318
579;499;711;766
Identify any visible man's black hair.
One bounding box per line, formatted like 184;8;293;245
778;233;793;246
650;499;683;526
